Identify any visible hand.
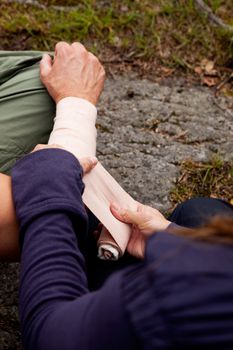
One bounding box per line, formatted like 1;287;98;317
32;144;98;175
110;202;171;258
40;42;105;105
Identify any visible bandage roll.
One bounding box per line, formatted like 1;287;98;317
97;227;121;261
82;162;137;259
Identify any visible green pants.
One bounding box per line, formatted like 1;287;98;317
0;51;55;175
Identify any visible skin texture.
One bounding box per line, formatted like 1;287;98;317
0;41;169;261
0;173;19;261
110;202;170;258
40;42;106;105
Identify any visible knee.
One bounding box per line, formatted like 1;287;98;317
170;197;232;228
179;197;231;215
178;197;214;213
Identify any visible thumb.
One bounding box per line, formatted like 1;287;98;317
110;203;144;227
40;53;52;80
79;157;98;175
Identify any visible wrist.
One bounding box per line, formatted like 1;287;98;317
56;94;97;106
49;97;97;158
56;97;97;121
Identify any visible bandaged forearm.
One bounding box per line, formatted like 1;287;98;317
49;97;97;158
48;97;136;260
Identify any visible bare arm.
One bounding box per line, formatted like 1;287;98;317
0;173;20;261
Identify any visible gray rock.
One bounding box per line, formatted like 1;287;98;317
97;76;233;211
0;76;232;349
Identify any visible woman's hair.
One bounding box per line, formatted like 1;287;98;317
174;216;233;245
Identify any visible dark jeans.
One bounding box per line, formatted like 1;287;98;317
86;197;233;290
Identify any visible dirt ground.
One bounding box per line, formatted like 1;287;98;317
0;74;232;349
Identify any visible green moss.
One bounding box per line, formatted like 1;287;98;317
170;156;233;207
0;0;232;71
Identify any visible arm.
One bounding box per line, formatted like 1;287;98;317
0;173;19;260
13;149;138;350
0;42;104;262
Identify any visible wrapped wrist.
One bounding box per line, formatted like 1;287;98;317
49;97;97;158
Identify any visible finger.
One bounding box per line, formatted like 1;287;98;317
88;52;100;65
40;53;52;79
80;157;98;175
110;202;144;226
32;144;47;153
55;41;72;58
45;144;65;150
71;42;87;54
32;144;64;153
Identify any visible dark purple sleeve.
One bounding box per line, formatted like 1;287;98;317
12;149;138;350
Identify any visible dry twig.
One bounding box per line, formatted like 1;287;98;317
215;73;233;96
194;0;233;31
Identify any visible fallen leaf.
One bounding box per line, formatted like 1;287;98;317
161;67;174;75
202;77;218;87
200;58;209;68
194;66;202;75
205;60;214;73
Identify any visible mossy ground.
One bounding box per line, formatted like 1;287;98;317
170;157;233;207
0;0;232;78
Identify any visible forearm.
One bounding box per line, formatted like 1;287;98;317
20;210;89;349
12;149;88;347
20;209;135;350
0;173;19;261
12;149;136;350
48;97;97;158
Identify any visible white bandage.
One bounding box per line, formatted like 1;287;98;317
49;97;97;158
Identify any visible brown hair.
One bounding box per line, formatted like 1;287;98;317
173;216;233;245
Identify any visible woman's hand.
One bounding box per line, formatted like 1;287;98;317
110;202;171;258
40;42;105;105
32;144;98;175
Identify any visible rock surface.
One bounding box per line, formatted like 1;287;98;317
97;76;233;210
0;76;232;349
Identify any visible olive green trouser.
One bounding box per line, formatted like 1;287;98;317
0;51;55;175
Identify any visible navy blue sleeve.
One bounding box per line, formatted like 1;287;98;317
12;149;138;350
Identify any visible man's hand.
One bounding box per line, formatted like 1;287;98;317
110;202;171;258
40;42;105;105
